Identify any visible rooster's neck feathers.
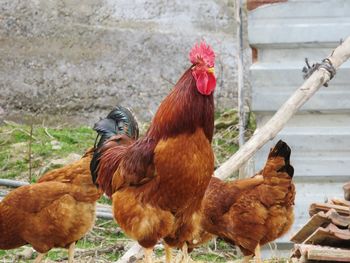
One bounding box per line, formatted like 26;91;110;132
147;68;214;142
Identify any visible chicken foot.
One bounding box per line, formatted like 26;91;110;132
241;255;253;263
242;244;263;263
33;253;46;263
164;243;172;263
241;244;262;263
254;244;262;263
143;247;153;263
180;242;190;263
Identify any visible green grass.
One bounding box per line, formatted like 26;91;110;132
98;195;113;205
0;122;95;181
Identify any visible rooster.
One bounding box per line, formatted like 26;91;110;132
91;41;216;263
200;140;295;263
0;106;138;263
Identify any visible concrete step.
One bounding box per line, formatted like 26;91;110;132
253;113;350;177
255;130;350;153
248;0;350;46
257;153;350;178
257;46;341;63
256;112;350;128
250;62;350;111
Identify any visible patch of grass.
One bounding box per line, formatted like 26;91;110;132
213;109;255;169
0;122;95;181
98;195;112;205
47;249;66;261
192;253;227;262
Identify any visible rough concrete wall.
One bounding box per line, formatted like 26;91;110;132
0;0;250;125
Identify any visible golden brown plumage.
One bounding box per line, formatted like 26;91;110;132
93;42;217;262
200;140;295;262
0;149;101;262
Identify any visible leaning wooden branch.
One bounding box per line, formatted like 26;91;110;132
215;36;350;180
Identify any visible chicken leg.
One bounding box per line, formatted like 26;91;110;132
144;247;153;263
164;243;172;263
33;253;46;263
241;255;253;263
68;242;76;263
254;244;262;263
180;242;190;263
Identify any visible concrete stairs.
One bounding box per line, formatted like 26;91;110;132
248;0;350;256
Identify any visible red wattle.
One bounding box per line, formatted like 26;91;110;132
192;71;216;95
207;73;216;93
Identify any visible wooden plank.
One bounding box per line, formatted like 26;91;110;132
0;179;29;188
291;211;331;243
291;209;350;243
292;244;350;262
344;182;350;201
304;224;350;247
330;198;350;208
309;203;350;217
326;208;350;228
308;249;350;262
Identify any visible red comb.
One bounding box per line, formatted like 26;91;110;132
189;41;215;67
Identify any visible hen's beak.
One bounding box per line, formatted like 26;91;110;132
207;67;215;74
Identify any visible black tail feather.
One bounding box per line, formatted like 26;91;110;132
90;106;139;184
269;140;294;178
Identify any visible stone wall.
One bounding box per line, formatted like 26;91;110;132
0;0;251;125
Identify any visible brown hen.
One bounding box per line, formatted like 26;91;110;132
200;140;295;263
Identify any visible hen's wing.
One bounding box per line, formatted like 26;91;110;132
2;181;100;214
113;138;156;190
38;149;93;185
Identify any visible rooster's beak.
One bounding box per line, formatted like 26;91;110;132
207;67;215;74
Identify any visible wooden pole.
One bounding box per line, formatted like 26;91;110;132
28;120;34;182
236;0;245;149
215;36;350;180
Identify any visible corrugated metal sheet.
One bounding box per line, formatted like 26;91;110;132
248;0;350;253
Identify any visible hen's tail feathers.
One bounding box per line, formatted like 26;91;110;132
90;106;139;185
268;140;294;178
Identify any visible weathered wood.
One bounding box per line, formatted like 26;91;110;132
344;182;350;201
236;0;245;150
323;208;350;228
116;243;144;263
214;36;350;180
292;244;350;262
291;211;331;243
0;179;29;188
291;209;350;243
309;203;350;217
331;198;350;208
303;223;350;247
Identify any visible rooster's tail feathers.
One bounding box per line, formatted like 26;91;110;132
90;106;139;185
268;140;294;178
93;106;139;149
